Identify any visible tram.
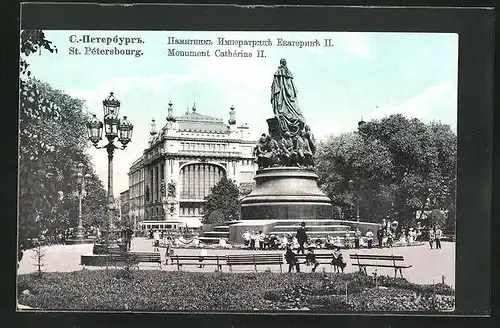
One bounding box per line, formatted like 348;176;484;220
138;220;183;237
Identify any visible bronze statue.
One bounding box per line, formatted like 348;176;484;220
271;59;305;137
253;59;317;169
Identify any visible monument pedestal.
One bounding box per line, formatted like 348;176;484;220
240;167;333;221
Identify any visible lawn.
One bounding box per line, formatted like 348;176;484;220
17;269;455;312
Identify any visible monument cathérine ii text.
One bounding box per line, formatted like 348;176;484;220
241;59;333;221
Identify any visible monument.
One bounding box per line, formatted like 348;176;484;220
240;59;333;221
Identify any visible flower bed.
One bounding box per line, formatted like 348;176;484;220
17;270;454;312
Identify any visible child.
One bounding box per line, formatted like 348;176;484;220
284;245;300;273
332;247;347;273
306;248;320;272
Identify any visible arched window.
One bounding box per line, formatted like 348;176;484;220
179;163;226;199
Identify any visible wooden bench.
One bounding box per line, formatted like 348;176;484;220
172;255;224;271
226;254;283;273
350;253;412;278
81;251;162;269
295;253;348;272
128;251;162;270
92;243;127;255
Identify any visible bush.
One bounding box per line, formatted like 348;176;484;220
17;270;454;312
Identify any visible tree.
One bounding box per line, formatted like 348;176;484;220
18;31;108;246
316;114;456;229
358;115;456;227
202;177;240;225
315;132;394;222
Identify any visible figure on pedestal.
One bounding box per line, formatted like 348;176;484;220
167;180;176;198
271;58;305;137
254;59;317;169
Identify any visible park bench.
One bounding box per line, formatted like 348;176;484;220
92;243;127;255
295;253;347;272
81;251;162;269
226;254;283;273
349;253;412;278
128;251;162;270
172;255;224;271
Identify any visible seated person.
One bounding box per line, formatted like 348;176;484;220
305;248;320;272
331;247;347;273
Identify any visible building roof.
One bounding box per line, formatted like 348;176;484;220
175;107;229;133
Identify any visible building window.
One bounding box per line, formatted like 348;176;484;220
179;163;226;199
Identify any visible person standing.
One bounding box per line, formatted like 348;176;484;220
354;228;361;249
435;226;442;249
376;226;384;248
153;230;160;252
428;227;435;249
296;222;308;254
285;245;300;273
366;230;374;249
249;231;256;250
258;231;265;250
242;230;251;248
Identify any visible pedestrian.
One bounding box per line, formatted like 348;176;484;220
366;230;374;249
296;222;308;254
242;229;251;248
435;226;442;249
258;231;265;250
250;231;256;250
376;226;383;248
408;228;415;244
429;227;435;249
126;226;133;251
165;240;172;265
198;245;207;268
284;245;300;273
153;230;160;252
354;228;361;249
306;248;320;272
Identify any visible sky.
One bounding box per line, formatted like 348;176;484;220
23;31;458;196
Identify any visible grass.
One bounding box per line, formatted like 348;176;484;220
17;270;454;312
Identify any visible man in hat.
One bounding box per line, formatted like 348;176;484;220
296;222;308;254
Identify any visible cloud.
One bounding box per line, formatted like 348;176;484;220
344;33;370;59
366;84;457;129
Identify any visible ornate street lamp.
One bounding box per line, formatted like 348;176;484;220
86;92;133;231
75;163;91;239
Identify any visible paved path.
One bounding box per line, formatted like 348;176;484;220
18;238;455;287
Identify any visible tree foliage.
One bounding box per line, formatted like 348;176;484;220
19;31;107;245
316;114;456;230
202;177;241;225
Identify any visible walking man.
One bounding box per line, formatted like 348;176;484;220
435;226;442;249
376;225;384;248
428;227;435;249
296;222;308;255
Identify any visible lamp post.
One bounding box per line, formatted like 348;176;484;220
348;179;360;222
75;163;91;239
86;92;133;233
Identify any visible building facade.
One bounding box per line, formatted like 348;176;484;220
119;189;130;226
129;102;257;228
128;157;146;230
